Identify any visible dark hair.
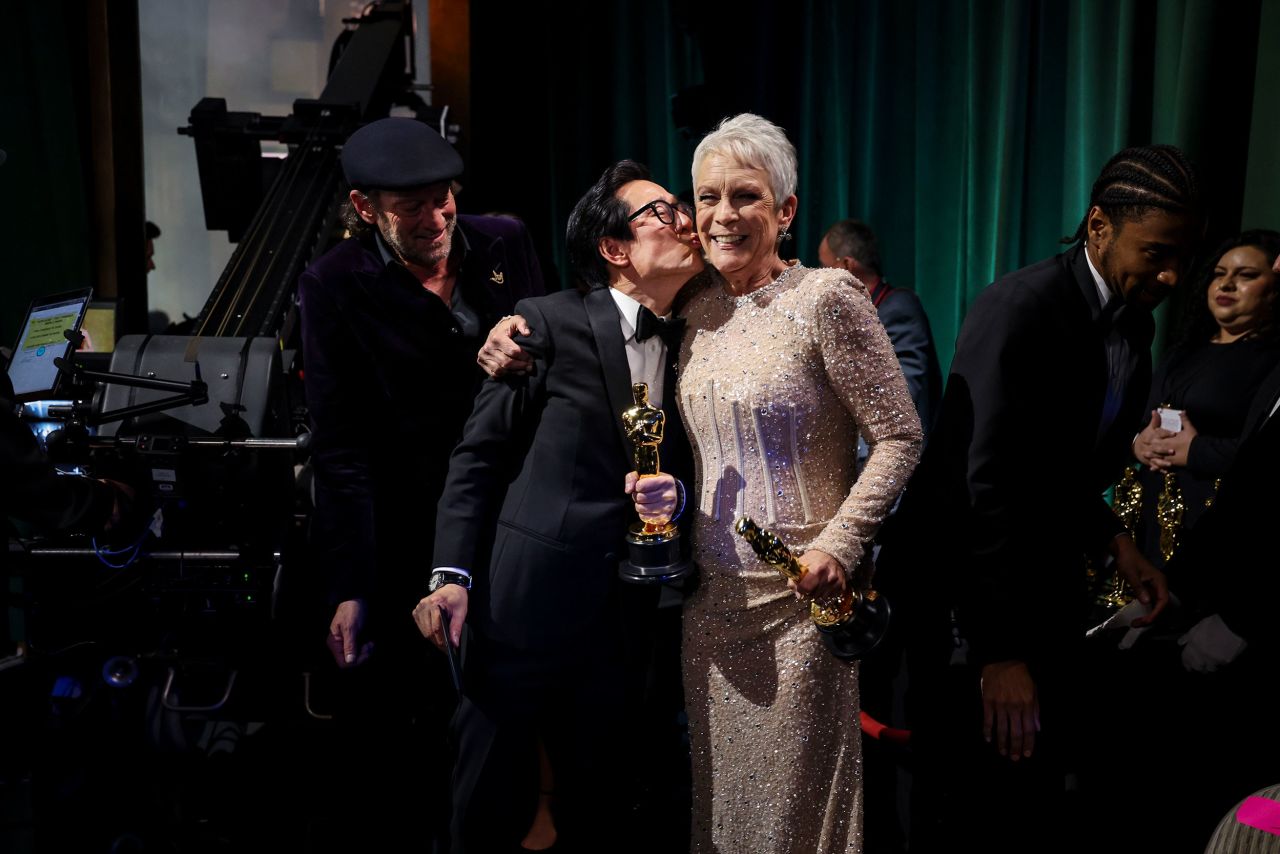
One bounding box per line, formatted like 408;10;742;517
566;160;651;292
823;219;882;276
145;220;161;240
340;190;380;237
1065;144;1202;243
1176;229;1280;347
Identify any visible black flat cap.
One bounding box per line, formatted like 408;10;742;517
341;117;463;191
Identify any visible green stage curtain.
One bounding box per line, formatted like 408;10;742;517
0;3;94;346
469;0;1277;373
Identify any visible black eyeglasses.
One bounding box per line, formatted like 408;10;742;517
627;199;694;226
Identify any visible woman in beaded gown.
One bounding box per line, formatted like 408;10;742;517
677;114;922;853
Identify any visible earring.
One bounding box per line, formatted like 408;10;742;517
777;227;793;244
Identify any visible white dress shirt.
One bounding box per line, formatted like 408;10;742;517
609;287;671;408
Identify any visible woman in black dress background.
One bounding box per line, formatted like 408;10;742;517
1129;229;1280;564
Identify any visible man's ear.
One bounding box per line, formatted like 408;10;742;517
1086;205;1113;249
599;236;629;269
350;190;378;225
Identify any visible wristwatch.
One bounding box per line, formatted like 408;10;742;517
428;570;472;593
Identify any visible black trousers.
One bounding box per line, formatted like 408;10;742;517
451;585;676;854
451;634;627;854
1078;635;1280;853
908;624;1084;854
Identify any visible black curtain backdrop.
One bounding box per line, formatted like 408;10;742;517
465;0;1280;373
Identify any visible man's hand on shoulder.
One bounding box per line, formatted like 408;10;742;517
478;314;532;378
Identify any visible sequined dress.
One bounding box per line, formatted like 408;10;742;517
676;265;922;853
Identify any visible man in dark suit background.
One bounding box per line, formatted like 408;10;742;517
819;218;942;440
412;160;700;853
887;145;1204;852
297;117;544;846
818;217;943;852
1086;245;1280;849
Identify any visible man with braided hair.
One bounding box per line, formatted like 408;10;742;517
884;144;1204;851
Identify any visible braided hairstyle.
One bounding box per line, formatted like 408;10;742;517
1065;144;1202;244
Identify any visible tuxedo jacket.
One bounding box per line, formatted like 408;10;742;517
299;216;544;619
869;281;943;439
893;245;1153;665
433;286;692;654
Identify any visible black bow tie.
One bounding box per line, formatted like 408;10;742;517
635;307;686;347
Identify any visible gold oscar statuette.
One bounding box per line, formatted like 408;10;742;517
1096;465;1143;610
734;516;890;660
618;382;692;584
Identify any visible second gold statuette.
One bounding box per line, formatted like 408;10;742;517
734;517;890;661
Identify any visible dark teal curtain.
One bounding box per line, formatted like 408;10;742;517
1242;0;1280;229
467;1;701;290
0;2;94;347
470;0;1277;375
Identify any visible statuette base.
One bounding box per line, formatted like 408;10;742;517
618;524;693;584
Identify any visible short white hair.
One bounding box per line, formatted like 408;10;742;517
691;113;798;202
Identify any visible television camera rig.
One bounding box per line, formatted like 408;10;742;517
8;0;445;730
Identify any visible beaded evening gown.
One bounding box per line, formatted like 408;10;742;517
676;265;922;853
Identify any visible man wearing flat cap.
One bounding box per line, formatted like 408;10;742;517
298;117;543;842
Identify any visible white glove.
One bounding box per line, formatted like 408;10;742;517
1178;614;1247;673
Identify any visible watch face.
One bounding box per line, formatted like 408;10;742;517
430;573;468;592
